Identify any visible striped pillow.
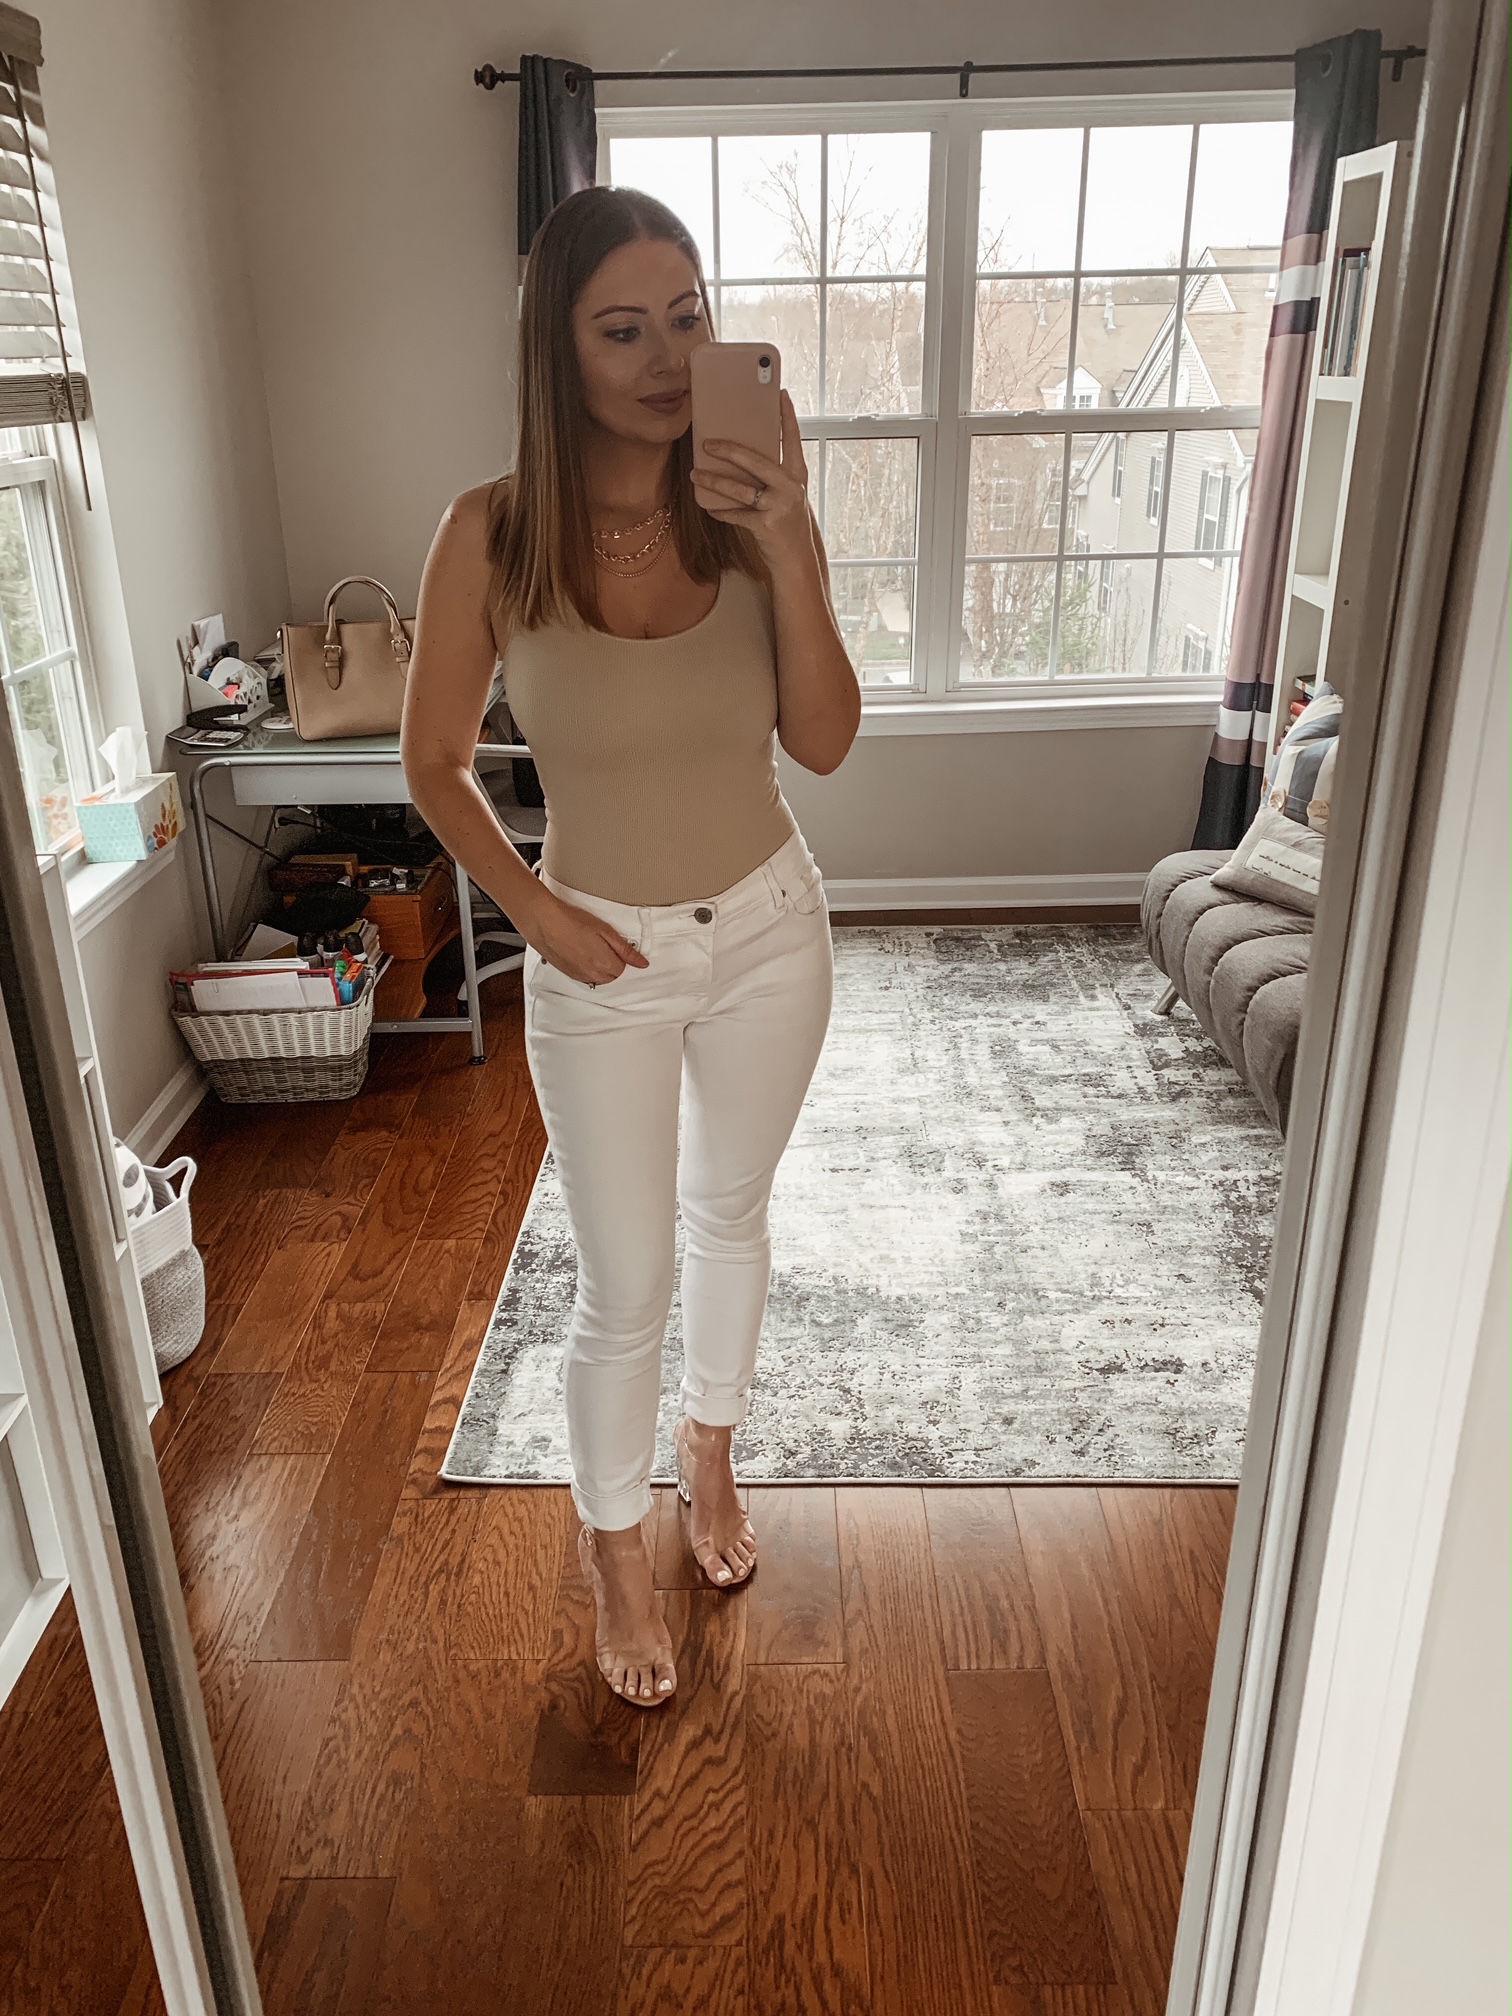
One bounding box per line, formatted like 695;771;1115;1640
1210;686;1342;914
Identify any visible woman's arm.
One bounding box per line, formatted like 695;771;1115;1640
691;392;861;776
401;487;648;985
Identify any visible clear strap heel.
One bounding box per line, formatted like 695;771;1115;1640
673;1419;756;1589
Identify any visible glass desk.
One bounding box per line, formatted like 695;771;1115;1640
174;724;527;1064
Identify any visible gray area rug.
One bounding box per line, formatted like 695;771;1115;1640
442;927;1282;1486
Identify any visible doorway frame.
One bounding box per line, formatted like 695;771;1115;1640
1168;0;1510;2007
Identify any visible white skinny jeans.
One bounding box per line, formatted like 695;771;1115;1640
522;828;833;1531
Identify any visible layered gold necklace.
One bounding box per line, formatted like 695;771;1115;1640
592;503;672;578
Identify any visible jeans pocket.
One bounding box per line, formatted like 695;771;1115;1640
787;864;826;916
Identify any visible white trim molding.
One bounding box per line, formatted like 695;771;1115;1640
1252;376;1511;2016
825;870;1145;911
856;691;1220;736
125;1058;205;1167
63;837;179;935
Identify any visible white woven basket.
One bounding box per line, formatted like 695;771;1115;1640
127;1156;196;1277
174;987;374;1063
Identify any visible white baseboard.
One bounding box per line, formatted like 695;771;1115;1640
125;1059;205;1165
824;871;1147;912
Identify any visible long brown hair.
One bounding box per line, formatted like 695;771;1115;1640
489;186;764;633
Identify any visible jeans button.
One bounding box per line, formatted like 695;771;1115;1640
694;905;713;924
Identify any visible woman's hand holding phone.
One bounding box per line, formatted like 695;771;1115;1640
691;391;814;577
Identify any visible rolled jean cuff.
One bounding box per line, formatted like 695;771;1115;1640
680;1385;750;1429
571;1479;654;1531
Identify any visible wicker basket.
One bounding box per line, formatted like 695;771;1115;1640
174;987;375;1103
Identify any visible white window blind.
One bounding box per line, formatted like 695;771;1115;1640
0;14;88;434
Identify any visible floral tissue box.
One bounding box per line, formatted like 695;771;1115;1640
78;773;185;863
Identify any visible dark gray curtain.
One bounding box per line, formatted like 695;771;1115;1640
1191;29;1380;850
517;55;597;273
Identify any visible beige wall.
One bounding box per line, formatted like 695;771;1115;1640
215;0;1427;889
31;0;289;1141
780;719;1214;881
1352;1201;1510;2015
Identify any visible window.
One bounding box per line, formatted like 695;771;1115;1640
0;58;97;846
0;450;94;848
1195;463;1233;559
602;101;1290;697
1145;448;1165;524
1182;626;1213;674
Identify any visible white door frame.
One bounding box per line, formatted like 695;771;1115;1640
0;1000;222;2014
1170;1;1510;2005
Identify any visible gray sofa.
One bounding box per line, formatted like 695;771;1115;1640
1141;850;1312;1135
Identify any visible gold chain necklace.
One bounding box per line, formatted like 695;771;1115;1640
593;505;672;576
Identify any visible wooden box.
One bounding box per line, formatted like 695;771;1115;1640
358;858;456;961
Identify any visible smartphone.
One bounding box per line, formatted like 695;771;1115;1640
690;343;782;513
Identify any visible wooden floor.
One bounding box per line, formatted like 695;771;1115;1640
0;975;1235;2015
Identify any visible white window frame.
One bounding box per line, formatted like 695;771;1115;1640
597;88;1291;720
0;443;100;854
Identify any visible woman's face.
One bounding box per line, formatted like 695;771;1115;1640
571;236;710;447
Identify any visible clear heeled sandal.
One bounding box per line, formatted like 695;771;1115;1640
673;1418;757;1589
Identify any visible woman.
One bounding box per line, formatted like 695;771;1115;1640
402;186;859;1709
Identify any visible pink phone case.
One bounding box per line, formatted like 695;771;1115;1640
690;343;783;512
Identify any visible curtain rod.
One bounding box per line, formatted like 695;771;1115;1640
476;46;1427;98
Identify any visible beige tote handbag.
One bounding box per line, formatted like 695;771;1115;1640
281;575;415;741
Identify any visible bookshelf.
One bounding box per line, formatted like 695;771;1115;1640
1270;142;1399;750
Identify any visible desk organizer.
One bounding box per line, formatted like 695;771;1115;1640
173;987;374;1103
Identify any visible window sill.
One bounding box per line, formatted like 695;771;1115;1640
63;839;180;935
854;689;1222;736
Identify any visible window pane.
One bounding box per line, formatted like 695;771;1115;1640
1082;125;1192;270
972;277;1073;411
718;135;820;277
977;128;1082;272
607;137;715;275
823;438;918;560
824;280;924;414
1154;557;1239;677
1175;269;1276;406
1190;122;1292;264
967;435;1063;557
1158;429;1253;554
718;284;820;416
1057;557;1157;677
1068;425;1169;556
0;484;47;668
959;559;1055;681
830;564;915;686
7;664;79;846
827;132;930;275
1071;275;1179;410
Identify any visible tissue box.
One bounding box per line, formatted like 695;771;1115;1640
78;773;185;863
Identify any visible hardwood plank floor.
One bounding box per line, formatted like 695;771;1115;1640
0;984;1240;2013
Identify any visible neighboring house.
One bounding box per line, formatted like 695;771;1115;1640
1068;252;1275;676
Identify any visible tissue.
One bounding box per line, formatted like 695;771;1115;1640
78;725;184;863
98;726;151;799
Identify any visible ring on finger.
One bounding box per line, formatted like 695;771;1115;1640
752;481;766;505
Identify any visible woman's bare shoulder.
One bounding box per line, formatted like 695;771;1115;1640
438;478;507;542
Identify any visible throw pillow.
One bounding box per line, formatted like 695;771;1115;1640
1211;685;1343;914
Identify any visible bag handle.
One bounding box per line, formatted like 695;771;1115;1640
151;1155;197;1202
321;576;412;690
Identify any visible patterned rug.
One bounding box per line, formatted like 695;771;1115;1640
442;926;1282;1485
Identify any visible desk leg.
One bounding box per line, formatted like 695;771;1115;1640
190;765;229;959
457;859;486;1063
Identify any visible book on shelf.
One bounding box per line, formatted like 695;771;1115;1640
1321;247;1371;375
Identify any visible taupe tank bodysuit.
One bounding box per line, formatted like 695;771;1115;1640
495;570;797;906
